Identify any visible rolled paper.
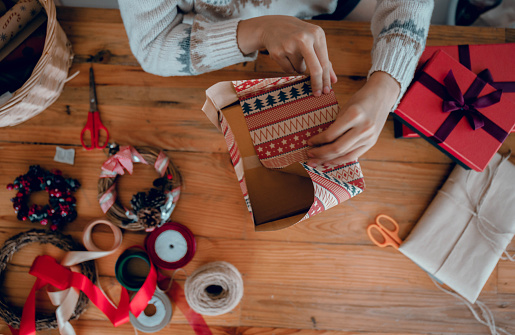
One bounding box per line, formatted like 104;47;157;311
0;0;43;50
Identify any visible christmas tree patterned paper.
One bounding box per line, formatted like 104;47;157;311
227;76;365;222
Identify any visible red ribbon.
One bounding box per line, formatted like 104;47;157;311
18;255;157;335
167;281;212;335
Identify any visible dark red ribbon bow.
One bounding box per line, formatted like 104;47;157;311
417;69;507;144
441;70;502;131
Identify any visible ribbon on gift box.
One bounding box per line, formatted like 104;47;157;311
416;69;505;144
458;45;515;93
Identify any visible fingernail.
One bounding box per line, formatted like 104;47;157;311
323;86;330;94
307;141;313;146
314;90;321;97
307;161;317;168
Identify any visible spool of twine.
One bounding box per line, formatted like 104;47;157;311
184;262;243;316
97;146;182;231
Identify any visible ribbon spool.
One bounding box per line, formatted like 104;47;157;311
145;222;196;270
129;290;172;333
184;262;244;316
115;249;153;292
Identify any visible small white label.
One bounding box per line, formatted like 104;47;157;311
54;146;75;165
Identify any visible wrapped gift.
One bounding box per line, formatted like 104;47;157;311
399;153;515;303
394;50;515;172
202;76;365;231
395;43;515;139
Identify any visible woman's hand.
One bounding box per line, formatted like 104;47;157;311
237;15;337;96
306;71;401;167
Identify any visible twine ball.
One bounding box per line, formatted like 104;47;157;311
184;262;243;316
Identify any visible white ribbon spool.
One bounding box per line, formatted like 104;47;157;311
129;289;172;333
154;229;188;263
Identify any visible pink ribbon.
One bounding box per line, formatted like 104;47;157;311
101;146;148;177
154;151;170;177
51;220;123;335
99;184;117;213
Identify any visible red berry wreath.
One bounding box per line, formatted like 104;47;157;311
7;165;80;231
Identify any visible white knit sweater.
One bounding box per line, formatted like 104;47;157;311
119;0;433;94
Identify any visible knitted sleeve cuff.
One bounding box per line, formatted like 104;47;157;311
190;18;258;74
368;36;421;110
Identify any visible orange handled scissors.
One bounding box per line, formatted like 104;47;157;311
367;214;402;249
80;67;109;150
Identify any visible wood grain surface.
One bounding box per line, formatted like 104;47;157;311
0;7;513;335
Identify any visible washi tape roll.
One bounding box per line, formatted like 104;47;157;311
145;222;196;270
115;249;152;292
129;289;172;333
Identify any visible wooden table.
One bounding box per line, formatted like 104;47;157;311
0;7;514;335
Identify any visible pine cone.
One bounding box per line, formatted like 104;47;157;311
130;189;166;213
147;188;166;207
137;207;161;229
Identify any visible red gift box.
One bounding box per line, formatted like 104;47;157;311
395;43;515;138
394;50;515;172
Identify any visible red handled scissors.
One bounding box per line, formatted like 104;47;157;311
367;214;403;249
80;67;109;150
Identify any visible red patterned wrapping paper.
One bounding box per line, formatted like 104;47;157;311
204;76;365;231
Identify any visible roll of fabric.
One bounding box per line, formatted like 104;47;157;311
0;0;43;50
184;262;243;316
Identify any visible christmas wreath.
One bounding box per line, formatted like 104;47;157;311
0;229;95;330
98;146;181;231
7;166;80;231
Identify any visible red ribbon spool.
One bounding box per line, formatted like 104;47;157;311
145;222;196;270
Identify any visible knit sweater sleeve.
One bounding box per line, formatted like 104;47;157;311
118;0;257;76
369;0;434;102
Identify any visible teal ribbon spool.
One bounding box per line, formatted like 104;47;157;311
115;249;152;291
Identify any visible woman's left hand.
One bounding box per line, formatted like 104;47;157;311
306;71;400;167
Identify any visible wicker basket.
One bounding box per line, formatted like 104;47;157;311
0;0;73;127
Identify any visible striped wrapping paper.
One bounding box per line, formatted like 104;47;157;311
204;76;365;230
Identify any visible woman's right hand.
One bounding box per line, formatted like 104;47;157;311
237;15;337;96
